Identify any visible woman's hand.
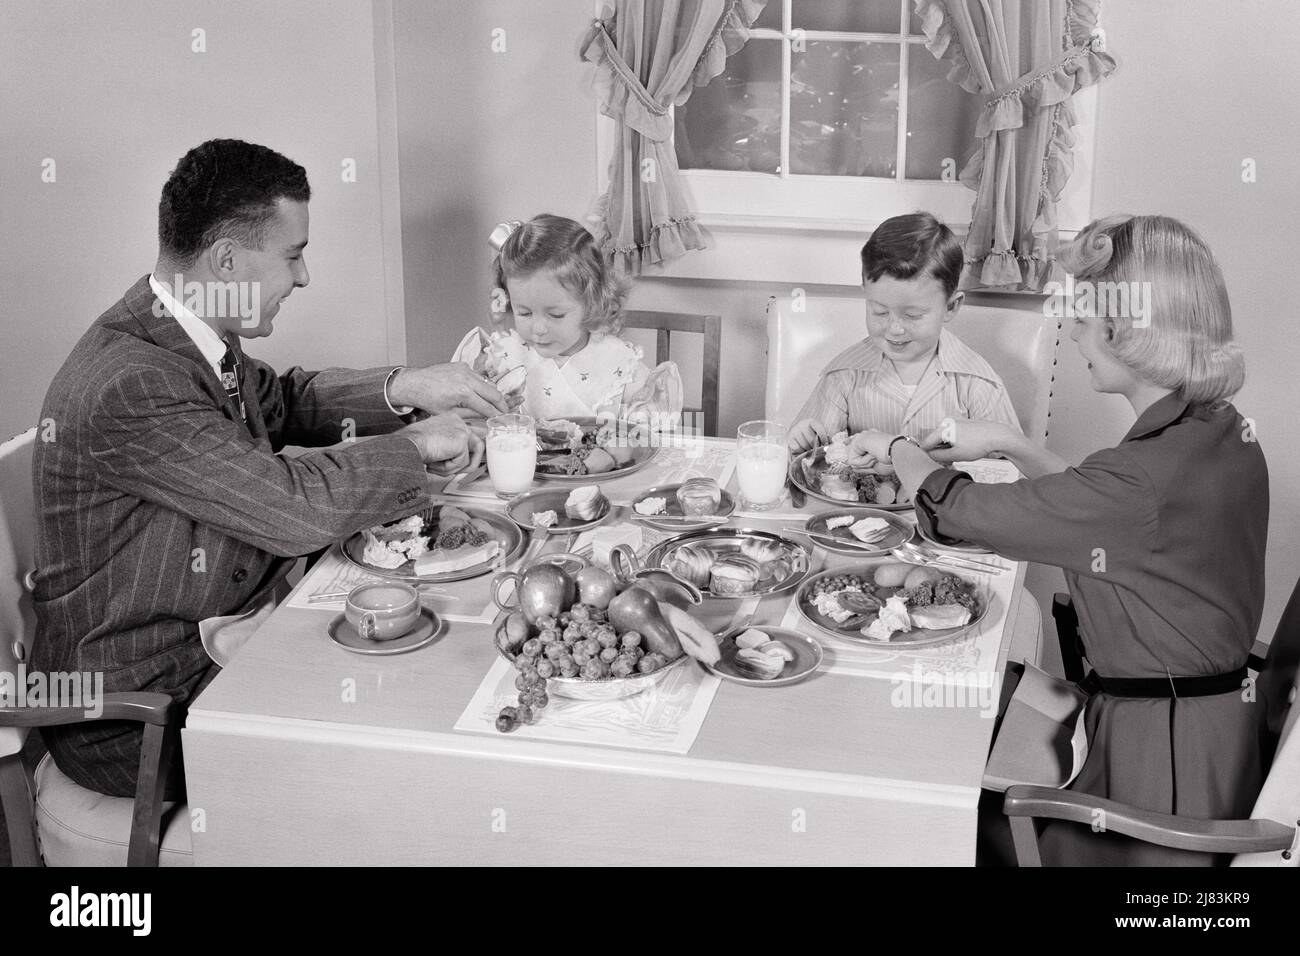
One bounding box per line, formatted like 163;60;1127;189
787;418;831;454
846;429;895;466
919;418;1022;463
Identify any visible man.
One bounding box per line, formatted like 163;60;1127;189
30;139;505;797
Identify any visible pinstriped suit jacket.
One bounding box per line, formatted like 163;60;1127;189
31;275;429;797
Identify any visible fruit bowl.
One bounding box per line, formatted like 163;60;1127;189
492;616;689;702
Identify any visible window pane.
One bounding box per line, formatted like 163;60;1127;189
753;0;783;31
792;0;901;34
904;45;982;180
675;40;782;173
790;40;900;178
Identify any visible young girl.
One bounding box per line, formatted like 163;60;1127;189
454;214;682;430
788;213;1021;453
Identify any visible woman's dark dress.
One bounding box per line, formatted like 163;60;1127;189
915;394;1268;865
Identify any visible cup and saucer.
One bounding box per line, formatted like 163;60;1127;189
327;582;442;655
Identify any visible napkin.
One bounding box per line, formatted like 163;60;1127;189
198;578;292;668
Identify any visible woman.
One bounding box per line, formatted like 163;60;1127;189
848;214;1267;865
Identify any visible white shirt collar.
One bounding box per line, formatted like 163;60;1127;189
148;273;230;377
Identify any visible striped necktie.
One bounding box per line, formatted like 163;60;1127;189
219;345;247;422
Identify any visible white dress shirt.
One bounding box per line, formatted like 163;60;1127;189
149;273;230;379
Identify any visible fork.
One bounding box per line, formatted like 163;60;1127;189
893;540;1005;574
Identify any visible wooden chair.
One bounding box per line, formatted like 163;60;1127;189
1006;576;1300;866
620;310;722;437
0;427;189;866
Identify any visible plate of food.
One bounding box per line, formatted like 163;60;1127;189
506;485;612;534
342;505;524;582
802;507;912;557
645;529;811;600
630;479;736;532
532;417;659;482
796;561;989;648
705;625;823;687
790;430;912;511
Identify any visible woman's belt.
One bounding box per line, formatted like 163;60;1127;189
1079;666;1249;698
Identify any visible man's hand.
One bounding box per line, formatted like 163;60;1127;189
787;418;831;454
389;363;508;419
919;419;1020;463
397;413;484;476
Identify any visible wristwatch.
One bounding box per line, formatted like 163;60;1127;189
887;434;921;459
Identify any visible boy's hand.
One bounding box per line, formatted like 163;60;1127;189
788;418;831;454
919;419;1018;462
846;429;895;466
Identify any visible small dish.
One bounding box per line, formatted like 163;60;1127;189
327;606;441;655
506;487;612;534
704;626;823;687
803;507;911;557
630;482;737;532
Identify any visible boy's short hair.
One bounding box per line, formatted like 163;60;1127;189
1061;214;1244;406
860;212;964;300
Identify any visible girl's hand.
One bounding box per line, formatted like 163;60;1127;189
919;418;1020;462
846;429;895;466
787;418;830;454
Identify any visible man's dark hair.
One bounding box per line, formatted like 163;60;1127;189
860;212;964;300
158;139;311;266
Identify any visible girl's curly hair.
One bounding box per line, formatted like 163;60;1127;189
492;214;630;332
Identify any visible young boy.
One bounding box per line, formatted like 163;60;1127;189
788;213;1021;453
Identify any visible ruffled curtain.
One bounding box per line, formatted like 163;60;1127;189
580;0;768;274
915;0;1117;291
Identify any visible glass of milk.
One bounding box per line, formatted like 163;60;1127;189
735;420;788;511
486;413;537;498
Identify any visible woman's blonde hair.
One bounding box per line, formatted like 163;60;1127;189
492;214;630;333
1060;214;1244;405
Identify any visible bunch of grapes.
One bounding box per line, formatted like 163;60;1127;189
495;602;670;733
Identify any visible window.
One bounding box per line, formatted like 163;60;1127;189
676;1;980;184
591;0;1096;282
667;0;987;230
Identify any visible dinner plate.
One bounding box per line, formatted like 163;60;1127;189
788;448;912;512
913;524;994;555
341;506;524;583
704;626;823;687
644;528;811;600
795;565;991;648
803;507;911;557
533;417;660;483
630;482;737;532
506;487;612;534
327;607;442;655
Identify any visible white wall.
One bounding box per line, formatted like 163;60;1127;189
393;0;599;366
1088;0;1300;642
0;0;402;440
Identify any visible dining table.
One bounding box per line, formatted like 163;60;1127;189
182;435;1038;865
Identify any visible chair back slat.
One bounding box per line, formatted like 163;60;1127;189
621;310;722;437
